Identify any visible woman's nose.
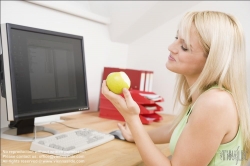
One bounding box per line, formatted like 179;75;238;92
168;42;178;54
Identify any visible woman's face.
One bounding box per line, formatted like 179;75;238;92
166;25;207;79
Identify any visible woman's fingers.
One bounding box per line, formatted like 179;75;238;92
102;80;122;101
102;80;115;99
117;123;126;137
102;80;128;106
123;88;133;105
118;123;128;136
117;123;134;142
117;123;124;130
101;81;126;113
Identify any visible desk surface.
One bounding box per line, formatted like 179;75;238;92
1;111;175;166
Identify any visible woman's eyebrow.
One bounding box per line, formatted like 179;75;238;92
180;38;186;44
181;38;193;50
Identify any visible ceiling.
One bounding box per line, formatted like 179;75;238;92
88;1;201;44
27;1;201;44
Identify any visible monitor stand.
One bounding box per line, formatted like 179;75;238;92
1;118;59;142
0;91;59;142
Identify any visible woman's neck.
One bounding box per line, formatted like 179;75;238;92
185;76;200;105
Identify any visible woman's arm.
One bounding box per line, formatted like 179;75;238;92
118;121;175;144
126;116;172;165
148;122;175;144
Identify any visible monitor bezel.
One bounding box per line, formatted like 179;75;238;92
1;23;89;121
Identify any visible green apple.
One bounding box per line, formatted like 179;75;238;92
106;72;131;94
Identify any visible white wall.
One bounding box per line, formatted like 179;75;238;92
107;1;158;43
0;1;128;127
127;1;250;114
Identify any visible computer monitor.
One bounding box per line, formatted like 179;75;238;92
0;23;89;139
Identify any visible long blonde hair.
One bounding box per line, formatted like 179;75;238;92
171;11;250;161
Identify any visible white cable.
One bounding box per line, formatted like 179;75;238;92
50;121;79;129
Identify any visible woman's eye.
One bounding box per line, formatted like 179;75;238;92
175;36;188;51
181;46;188;51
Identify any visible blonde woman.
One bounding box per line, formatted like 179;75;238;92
102;11;250;166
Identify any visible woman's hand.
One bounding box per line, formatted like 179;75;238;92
101;80;140;121
117;123;134;142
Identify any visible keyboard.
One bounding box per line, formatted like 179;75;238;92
30;128;114;156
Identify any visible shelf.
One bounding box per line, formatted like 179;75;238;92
99;96;162;114
99;108;162;125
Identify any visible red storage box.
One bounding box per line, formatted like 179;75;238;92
99;94;162;114
99;108;125;122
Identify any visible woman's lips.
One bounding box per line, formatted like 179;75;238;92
168;55;176;61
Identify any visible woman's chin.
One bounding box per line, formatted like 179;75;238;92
166;63;179;74
166;62;173;70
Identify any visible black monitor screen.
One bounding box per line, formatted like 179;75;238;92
6;24;89;120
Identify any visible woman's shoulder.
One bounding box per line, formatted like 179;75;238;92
199;88;235;107
190;88;237;128
196;88;236;113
